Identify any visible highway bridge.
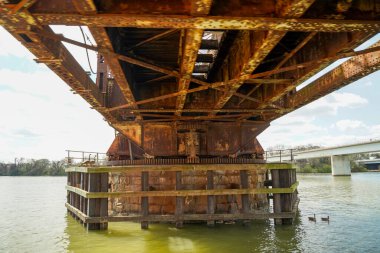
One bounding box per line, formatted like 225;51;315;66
266;140;380;175
1;0;379;230
356;158;380;170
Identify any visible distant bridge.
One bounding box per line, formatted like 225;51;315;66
356;158;380;170
266;140;380;175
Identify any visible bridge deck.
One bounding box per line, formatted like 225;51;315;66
266;140;380;162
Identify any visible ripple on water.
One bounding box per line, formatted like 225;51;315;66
0;174;380;253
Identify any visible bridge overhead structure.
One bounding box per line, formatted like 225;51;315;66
266;140;380;175
1;0;380;229
1;0;380;160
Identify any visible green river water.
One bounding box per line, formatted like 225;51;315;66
0;173;379;253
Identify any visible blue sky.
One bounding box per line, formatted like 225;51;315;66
0;26;379;162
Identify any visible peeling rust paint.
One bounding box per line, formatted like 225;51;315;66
32;14;380;32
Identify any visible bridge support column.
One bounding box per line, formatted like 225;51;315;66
331;155;351;176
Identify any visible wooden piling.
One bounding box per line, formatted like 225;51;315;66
271;168;297;225
175;171;184;228
240;170;250;225
207;170;215;226
141;171;149;229
87;173;108;230
271;169;282;225
280;169;296;225
99;173;109;229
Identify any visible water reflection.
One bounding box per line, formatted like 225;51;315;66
64;215;304;252
1;175;380;253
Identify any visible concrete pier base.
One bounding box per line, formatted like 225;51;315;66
331;155;351;176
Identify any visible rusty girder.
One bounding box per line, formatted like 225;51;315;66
1;0;380;158
71;0;142;121
175;0;212;116
287;41;380;112
210;0;315;115
256;32;376;112
28;14;380;32
0;4;117;125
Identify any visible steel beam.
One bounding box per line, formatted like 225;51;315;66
31;14;380;32
210;0;315;114
258;32;376;111
237;32;317;107
72;1;142;120
175;0;212;116
0;5;117;125
287;42;380;111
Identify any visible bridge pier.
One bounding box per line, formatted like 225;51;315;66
331;155;351;176
65;163;299;230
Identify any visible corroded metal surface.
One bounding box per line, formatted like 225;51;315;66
1;0;379;159
31;14;380;32
211;0;315;114
287;41;380;111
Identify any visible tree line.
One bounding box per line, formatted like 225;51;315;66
0;158;66;176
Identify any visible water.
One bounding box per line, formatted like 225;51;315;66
1;174;380;253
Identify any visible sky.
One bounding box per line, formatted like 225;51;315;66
0;26;379;162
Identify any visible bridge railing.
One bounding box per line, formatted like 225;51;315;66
65;150;108;166
265;149;295;162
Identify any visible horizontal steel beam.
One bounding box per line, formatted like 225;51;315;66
32;14;380;32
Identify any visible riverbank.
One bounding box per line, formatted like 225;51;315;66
0;159;66;176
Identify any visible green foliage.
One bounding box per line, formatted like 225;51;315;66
0;159;66;176
351;161;368;172
296;157;331;173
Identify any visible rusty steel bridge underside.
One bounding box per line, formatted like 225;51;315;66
1;0;380;161
1;0;380;230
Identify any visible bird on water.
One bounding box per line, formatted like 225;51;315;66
308;214;316;222
321;216;330;222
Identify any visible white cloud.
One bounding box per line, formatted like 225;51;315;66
333;120;366;131
258;91;374;149
0;25;114;162
0;68;114;162
305;92;368;116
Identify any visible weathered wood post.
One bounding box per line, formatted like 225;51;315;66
240;170;250;224
141;171;149;229
87;173;108;230
271;169;282;225
280;169;296;225
74;172;81;221
175;171;184;228
271;167;297;225
207;170;215;226
66;172;72;217
100;173;109;229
